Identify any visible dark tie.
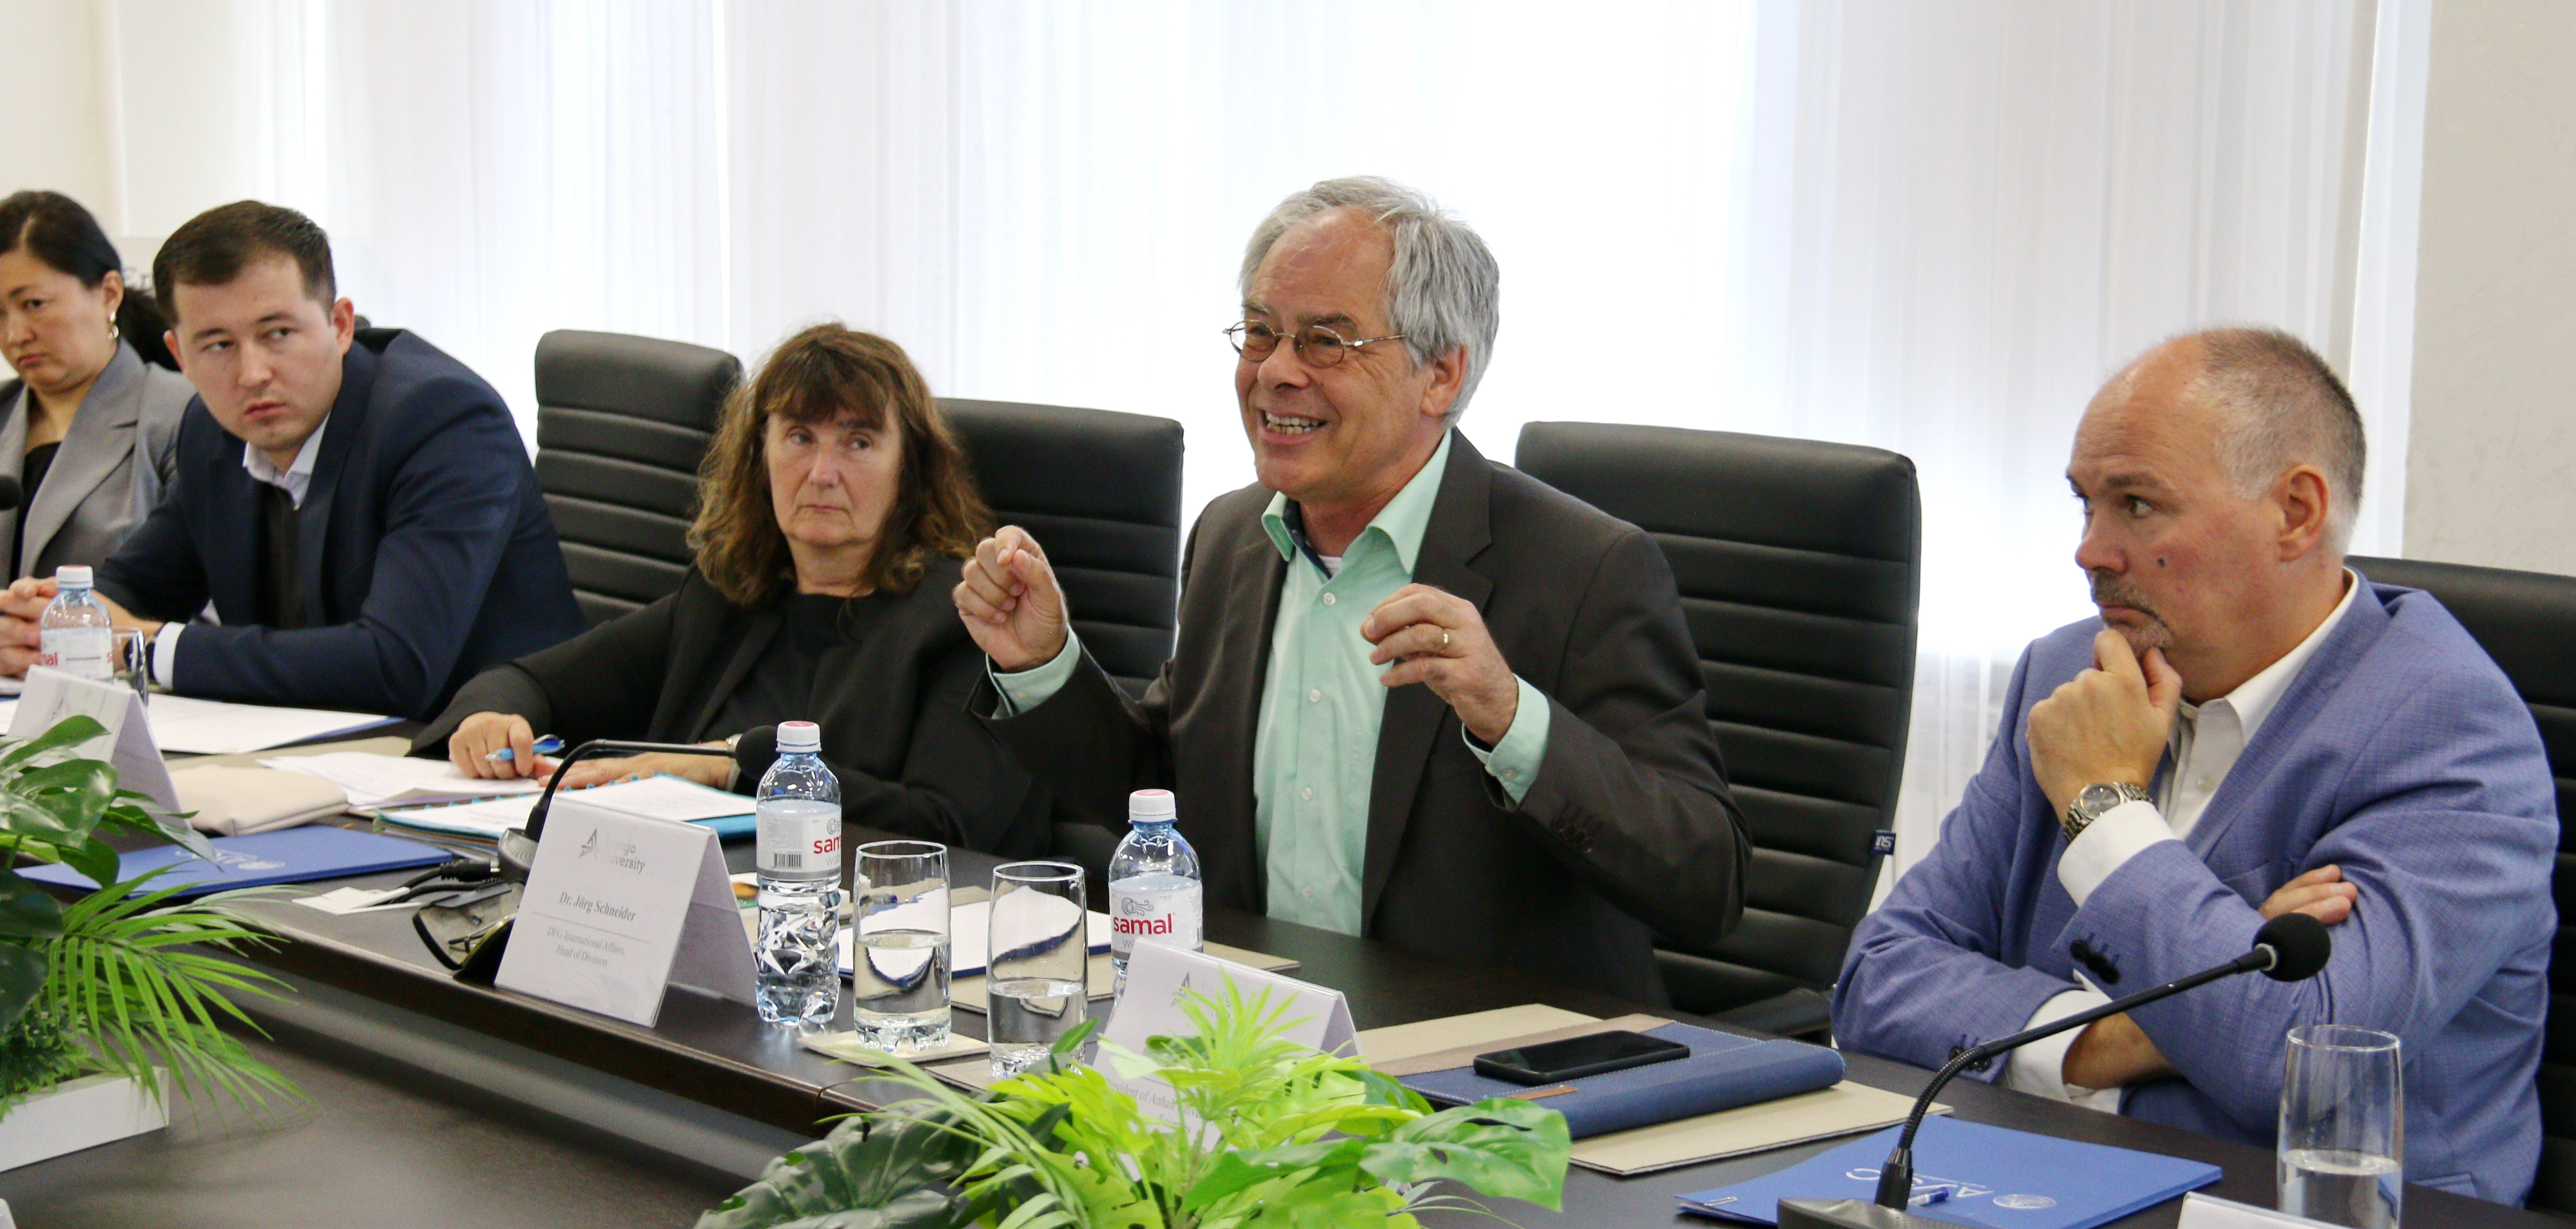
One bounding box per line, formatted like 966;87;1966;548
257;483;309;630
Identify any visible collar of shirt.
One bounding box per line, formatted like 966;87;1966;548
1260;430;1454;580
240;415;331;509
2172;567;2363;746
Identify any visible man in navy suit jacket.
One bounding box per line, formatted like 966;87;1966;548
1834;328;2556;1204
0;201;583;718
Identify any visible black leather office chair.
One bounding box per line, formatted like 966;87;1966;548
533;330;741;625
1516;423;1921;1038
2348;554;2576;1215
941;398;1185;880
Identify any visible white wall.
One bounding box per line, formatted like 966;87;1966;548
0;0;113;210
2402;0;2576;574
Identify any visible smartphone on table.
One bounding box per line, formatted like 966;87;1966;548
1472;1029;1689;1085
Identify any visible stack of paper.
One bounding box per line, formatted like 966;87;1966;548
146;695;397;755
379;774;758;844
260;751;546;809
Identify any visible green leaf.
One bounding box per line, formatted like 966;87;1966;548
0;869;64;940
0;943;45;1031
1362;1097;1571;1211
0;717;108;770
1183;1136;1367;1210
59;836;124;894
694;1110;1000;1229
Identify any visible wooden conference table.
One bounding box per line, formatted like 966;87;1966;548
0;748;2557;1227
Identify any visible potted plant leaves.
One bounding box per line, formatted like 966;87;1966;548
702;977;1571;1228
0;715;293;1167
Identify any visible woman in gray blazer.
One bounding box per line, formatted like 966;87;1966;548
0;191;188;581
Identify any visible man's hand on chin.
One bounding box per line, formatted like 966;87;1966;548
2028;627;2184;817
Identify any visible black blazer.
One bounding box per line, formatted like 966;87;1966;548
977;432;1748;1002
98;329;585;718
418;560;1052;858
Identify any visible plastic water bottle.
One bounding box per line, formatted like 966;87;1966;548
38;566;115;682
754;721;842;1027
1108;788;1201;996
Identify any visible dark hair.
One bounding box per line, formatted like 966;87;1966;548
0;190;176;370
692;323;992;606
150;200;336;325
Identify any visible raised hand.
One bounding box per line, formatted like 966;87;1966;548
953;525;1069;671
1362;583;1520;744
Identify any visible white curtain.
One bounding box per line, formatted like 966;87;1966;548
95;0;2417;879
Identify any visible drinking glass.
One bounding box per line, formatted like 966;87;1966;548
2278;1024;2403;1228
986;861;1089;1078
849;840;949;1052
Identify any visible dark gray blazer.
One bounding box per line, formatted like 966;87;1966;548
417;559;1053;859
976;432;1748;1002
0;343;189;580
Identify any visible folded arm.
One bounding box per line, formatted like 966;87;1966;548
2068;681;2556;1132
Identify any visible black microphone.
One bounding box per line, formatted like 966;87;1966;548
0;474;20;512
1778;913;2332;1229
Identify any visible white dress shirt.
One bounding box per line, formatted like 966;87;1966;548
2003;570;2362;1109
150;419;331;687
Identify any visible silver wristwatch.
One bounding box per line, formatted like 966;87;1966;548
2062;782;2151;842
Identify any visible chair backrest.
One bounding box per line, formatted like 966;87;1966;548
1515;422;1921;1015
533;330;741;625
2348;554;2576;1214
939;399;1185;697
941;398;1185;885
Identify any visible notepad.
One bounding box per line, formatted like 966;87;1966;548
835;897;1113;980
1676;1116;2222;1228
260;751;547;808
145;695;398;755
19;826;452;898
379;773;758;841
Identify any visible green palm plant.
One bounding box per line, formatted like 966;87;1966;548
0;715;294;1115
701;977;1571;1229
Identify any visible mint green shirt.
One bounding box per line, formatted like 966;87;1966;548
992;430;1550;936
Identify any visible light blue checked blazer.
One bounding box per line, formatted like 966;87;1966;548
1834;578;2558;1205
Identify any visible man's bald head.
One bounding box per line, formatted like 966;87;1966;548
2101;328;2366;555
2069;326;2362;701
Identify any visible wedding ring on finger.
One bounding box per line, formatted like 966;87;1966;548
1438;629;1452;654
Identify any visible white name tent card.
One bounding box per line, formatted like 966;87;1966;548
8;667;178;814
495;796;755;1027
1102;944;1355;1121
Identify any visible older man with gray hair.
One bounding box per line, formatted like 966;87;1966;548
1835;327;2556;1204
953;176;1747;1000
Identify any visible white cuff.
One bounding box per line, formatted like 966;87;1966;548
2056;799;2175;907
2004;987;2123;1112
152;622;184;689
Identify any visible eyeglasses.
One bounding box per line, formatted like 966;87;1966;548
1224;321;1407;367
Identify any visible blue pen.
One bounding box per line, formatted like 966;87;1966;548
485;736;565;763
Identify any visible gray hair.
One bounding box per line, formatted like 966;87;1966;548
1239;177;1501;418
2187;327;2368;554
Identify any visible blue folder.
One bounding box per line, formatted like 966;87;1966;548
20;826;453;898
1676;1116;2222;1228
1401;1022;1847;1139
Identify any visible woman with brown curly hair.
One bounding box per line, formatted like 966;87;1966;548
417;322;1050;855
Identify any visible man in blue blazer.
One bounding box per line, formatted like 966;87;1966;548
1835;328;2556;1204
0;201;584;719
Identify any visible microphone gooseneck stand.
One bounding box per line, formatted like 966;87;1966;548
1777;912;2333;1229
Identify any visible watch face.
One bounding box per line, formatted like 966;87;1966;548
2078;784;2125;814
